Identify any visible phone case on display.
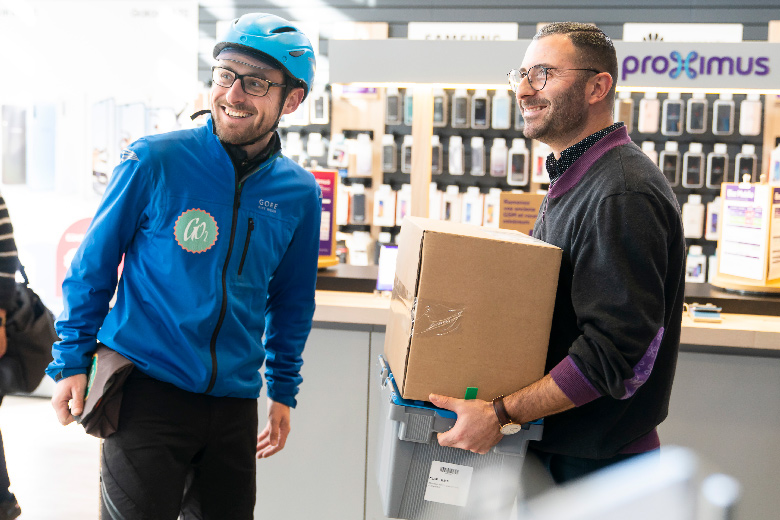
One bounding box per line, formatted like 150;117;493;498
489;138;508;178
386;87;402;125
705;144;729;190
712;96;734;136
637;92;660;134
739;93;762;136
382;134;397;173
491;90;512;130
507;139;529;187
685;96;708;134
351;189;367;224
309;89;330;125
661;96;684;136
531;141;552;184
640;141;658;165
404;90;414;126
452;89;469;128
401;135;413;174
734;145;758;184
471;90;490;130
306;133;326;159
470;136;485;176
659;142;681;187
448;136;465;175
705;197;721;241
432;89;448;128
615;92;634;134
682;143;705;189
681;194;705;240
431;135;443;175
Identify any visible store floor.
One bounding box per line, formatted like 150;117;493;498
1;395;100;519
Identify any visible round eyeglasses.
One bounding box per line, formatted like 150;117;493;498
507;65;601;92
211;66;287;97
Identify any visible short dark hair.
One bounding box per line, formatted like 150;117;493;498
534;22;618;105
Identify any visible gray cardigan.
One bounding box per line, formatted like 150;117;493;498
532;126;686;458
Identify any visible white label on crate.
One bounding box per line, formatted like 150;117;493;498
423;461;473;507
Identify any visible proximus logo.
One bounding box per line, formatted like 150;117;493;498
622;51;770;81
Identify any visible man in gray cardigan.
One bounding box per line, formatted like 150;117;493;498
430;22;686;484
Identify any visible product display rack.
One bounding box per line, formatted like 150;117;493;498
623;91;766;262
381;88;532;193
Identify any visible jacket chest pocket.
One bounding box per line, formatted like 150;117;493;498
231;213;295;290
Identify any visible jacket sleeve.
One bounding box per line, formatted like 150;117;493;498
46;141;154;381
262;183;322;408
550;191;675;404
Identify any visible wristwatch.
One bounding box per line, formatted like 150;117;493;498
492;395;522;435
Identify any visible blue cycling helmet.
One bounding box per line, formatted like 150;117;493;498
213;13;316;99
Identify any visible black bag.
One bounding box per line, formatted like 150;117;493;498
75;344;134;438
0;265;58;394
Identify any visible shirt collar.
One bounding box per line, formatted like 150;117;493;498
545;122;625;186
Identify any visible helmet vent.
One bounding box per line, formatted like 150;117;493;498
289;50;305;57
272;26;297;34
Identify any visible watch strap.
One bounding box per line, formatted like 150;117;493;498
492;395;512;427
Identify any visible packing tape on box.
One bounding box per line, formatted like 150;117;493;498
414;298;466;336
391;276;466;337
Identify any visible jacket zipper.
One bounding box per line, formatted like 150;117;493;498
237;218;254;276
206;179;244;394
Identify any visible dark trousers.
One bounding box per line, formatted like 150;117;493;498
529;446;660;485
100;372;258;520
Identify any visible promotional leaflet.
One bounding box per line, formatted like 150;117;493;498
770;188;780;281
719;184;770;281
312;170;338;265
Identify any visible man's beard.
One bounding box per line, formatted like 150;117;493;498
213;112;273;147
522;78;589;147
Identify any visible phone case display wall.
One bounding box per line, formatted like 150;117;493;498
278;86;333;171
381;88;537;225
622;91;766;284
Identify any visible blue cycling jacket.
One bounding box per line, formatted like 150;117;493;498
47;118;322;406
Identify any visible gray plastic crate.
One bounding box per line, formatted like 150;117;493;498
376;356;543;520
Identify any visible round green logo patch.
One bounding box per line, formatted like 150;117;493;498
174;209;219;253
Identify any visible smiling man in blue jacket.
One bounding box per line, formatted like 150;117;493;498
47;13;321;519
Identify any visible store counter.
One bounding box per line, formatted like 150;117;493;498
314;289;780;354
253;289;780;520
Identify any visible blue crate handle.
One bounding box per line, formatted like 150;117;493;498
378;355;543;427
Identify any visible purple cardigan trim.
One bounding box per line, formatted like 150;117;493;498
550;356;601;407
548;126;632;199
621;327;665;400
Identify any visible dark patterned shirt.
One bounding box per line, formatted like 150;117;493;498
545;122;625;186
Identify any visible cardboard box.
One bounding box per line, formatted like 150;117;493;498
383;216;562;402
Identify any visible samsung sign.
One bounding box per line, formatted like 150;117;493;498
617;42;779;89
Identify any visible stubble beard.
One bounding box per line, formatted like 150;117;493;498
522;78;589;148
213;111;271;146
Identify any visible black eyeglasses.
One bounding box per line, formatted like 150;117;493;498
211;66;287;97
507;65;601;92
